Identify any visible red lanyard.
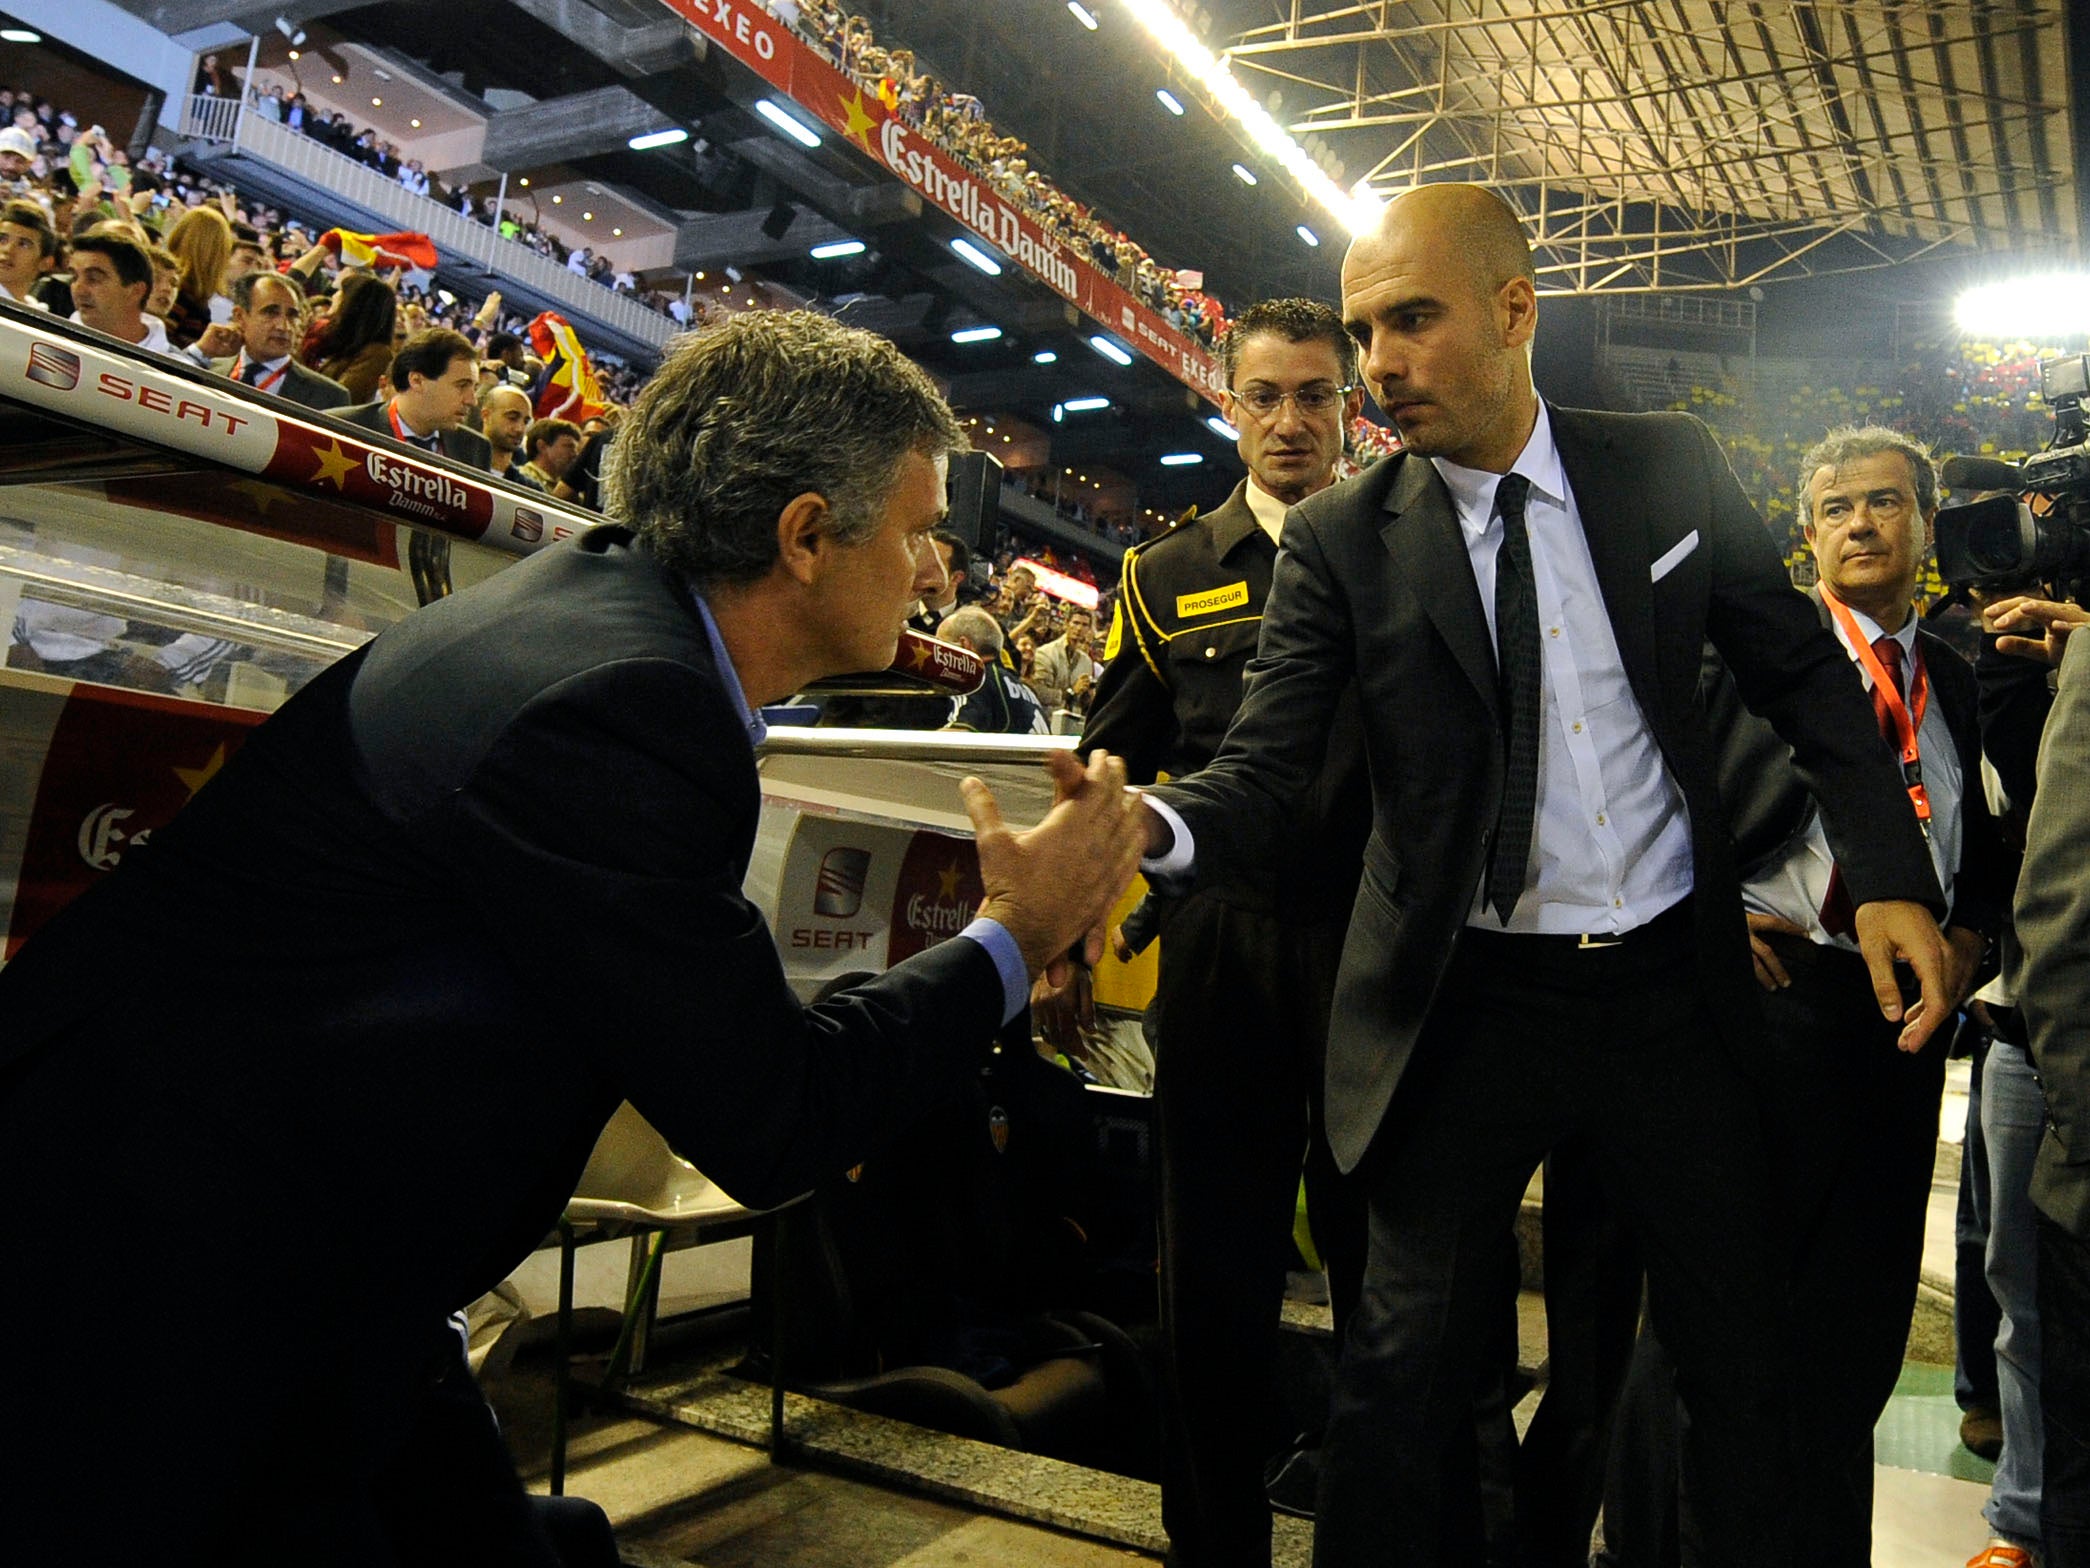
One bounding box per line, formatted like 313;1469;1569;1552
235;354;287;394
1821;586;1932;831
386;400;429;446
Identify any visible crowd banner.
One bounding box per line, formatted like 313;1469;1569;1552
656;0;1225;401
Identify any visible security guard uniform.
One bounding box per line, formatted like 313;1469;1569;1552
1081;477;1369;1568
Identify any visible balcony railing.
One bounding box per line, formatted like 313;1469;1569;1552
177;94;674;356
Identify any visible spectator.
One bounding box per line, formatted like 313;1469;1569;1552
203;271;350;411
161;203;232;349
67;228;171;353
1028;604;1099;716
339;326;491;470
520;417;582;490
302;270;398;402
478;384;538;485
193;53;235;98
940;606;1048;734
0;197;54;308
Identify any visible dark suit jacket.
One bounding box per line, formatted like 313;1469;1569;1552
337;398;495;470
0;528;1005;1543
1152;406;1943;1170
1701;590;2011;939
210;354;351;412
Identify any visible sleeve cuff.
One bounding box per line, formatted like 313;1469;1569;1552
959;916;1029;1026
1139;792;1196;885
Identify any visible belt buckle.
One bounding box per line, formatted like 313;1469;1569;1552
1576;932;1623;951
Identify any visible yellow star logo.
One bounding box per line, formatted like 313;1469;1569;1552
937;862;963;899
841;87;879;155
172;743;228;799
310;439;357;489
228;479;283;515
906;640;933;670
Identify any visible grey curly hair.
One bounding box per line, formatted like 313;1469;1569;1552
604;310;967;587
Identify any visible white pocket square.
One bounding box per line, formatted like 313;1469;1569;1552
1650;530;1700;583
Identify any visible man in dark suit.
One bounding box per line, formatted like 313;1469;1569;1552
201;271;350;410
0;309;1144;1564
339;325;494;470
1595;426;2010;1566
1081;296;1372;1568
1133;183;1952;1566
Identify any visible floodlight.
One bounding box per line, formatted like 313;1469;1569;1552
1088;335;1134;366
753;99;820;149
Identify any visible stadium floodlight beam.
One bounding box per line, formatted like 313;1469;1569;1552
949;237;1004;275
950;325;1004;343
1160;452;1203;466
1115;0;1379;236
809;239;866;259
1064;396;1112;412
753;99;821;149
1206;414;1240;440
1156;90;1185;116
1033;350;1059;364
1297;225;1320;247
1955;276;2090;338
1088;334;1134;366
628;127;689;151
1067;2;1099;29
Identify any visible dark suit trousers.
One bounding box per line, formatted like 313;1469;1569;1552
1151;893;1366;1568
1596;935;1946;1567
1314;909;1787;1568
2041;1214;2090;1567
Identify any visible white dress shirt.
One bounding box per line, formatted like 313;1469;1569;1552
1143;402;1696;936
1435;402;1693;933
1243;477;1290;545
1741;603;1963;946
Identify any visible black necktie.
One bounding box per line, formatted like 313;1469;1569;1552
239;357;267;386
1486;472;1540;925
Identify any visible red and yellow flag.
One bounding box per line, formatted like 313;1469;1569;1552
527;310;607;423
318;229;441;271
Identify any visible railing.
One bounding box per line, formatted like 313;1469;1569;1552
176;94;674;355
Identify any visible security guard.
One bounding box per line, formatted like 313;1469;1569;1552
1080;299;1373;1568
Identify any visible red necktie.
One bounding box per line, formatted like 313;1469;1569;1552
1818;636;1904;938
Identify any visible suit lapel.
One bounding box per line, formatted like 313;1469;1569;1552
1552;407;1662;712
1379;452;1498;720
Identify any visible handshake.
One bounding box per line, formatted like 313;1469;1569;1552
960;750;1157;987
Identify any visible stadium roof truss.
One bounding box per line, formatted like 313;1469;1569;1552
1221;0;2078;292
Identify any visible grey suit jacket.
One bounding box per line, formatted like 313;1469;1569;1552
2020;632;2090;1235
1151;405;1943;1170
210;355;351;411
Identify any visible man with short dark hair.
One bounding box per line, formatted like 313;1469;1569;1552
478;384;538;486
915;528;970;627
340;326;491;469
67;229;170;353
1028;604;1099;716
0;307;1144;1563
1082;295;1371;1568
207;272;349;411
520;417;582;489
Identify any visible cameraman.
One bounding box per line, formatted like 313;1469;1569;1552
2004;599;2090;1567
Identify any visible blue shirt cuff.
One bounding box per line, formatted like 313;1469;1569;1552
960;917;1029;1026
1139;793;1196;886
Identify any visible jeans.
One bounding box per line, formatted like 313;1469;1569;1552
1959;1033;2002;1411
1984;1036;2050;1549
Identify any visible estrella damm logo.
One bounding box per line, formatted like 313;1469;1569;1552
1176;581;1250;618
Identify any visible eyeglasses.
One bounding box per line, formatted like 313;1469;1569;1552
1227;382;1359;419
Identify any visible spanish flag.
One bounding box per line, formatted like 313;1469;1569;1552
318;229;441;271
527;310;607;423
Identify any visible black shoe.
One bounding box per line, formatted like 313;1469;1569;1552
1265;1437;1320;1520
1961;1405;2004;1461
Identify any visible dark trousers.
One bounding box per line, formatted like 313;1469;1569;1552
1152;893;1367;1568
1958;1024;2003;1412
1314;909;1787;1568
1597;936;1946;1567
2042;1214;2090;1568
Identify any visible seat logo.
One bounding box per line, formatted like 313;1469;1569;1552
27;341;80;391
814;846;871;918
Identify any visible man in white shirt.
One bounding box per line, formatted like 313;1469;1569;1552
1597;427;2010;1567
0;196;53;307
67;230;172;354
1132;183;1951;1566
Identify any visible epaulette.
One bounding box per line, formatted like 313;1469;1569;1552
1106;537;1169;685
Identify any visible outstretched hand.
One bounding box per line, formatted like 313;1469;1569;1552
1853;899;1951;1053
963;749;1143;989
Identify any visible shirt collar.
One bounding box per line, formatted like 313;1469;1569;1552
1242;477;1291;545
684;584;768;751
1429;400;1567;542
1834;598;1918;657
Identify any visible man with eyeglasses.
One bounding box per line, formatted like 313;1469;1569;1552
1080;296;1373;1568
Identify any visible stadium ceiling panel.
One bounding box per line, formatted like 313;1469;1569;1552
1220;0;2078;291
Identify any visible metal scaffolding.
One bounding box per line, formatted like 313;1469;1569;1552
1221;0;2078;292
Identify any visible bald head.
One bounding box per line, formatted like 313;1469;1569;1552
479;384;535;458
1339;183;1541;472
